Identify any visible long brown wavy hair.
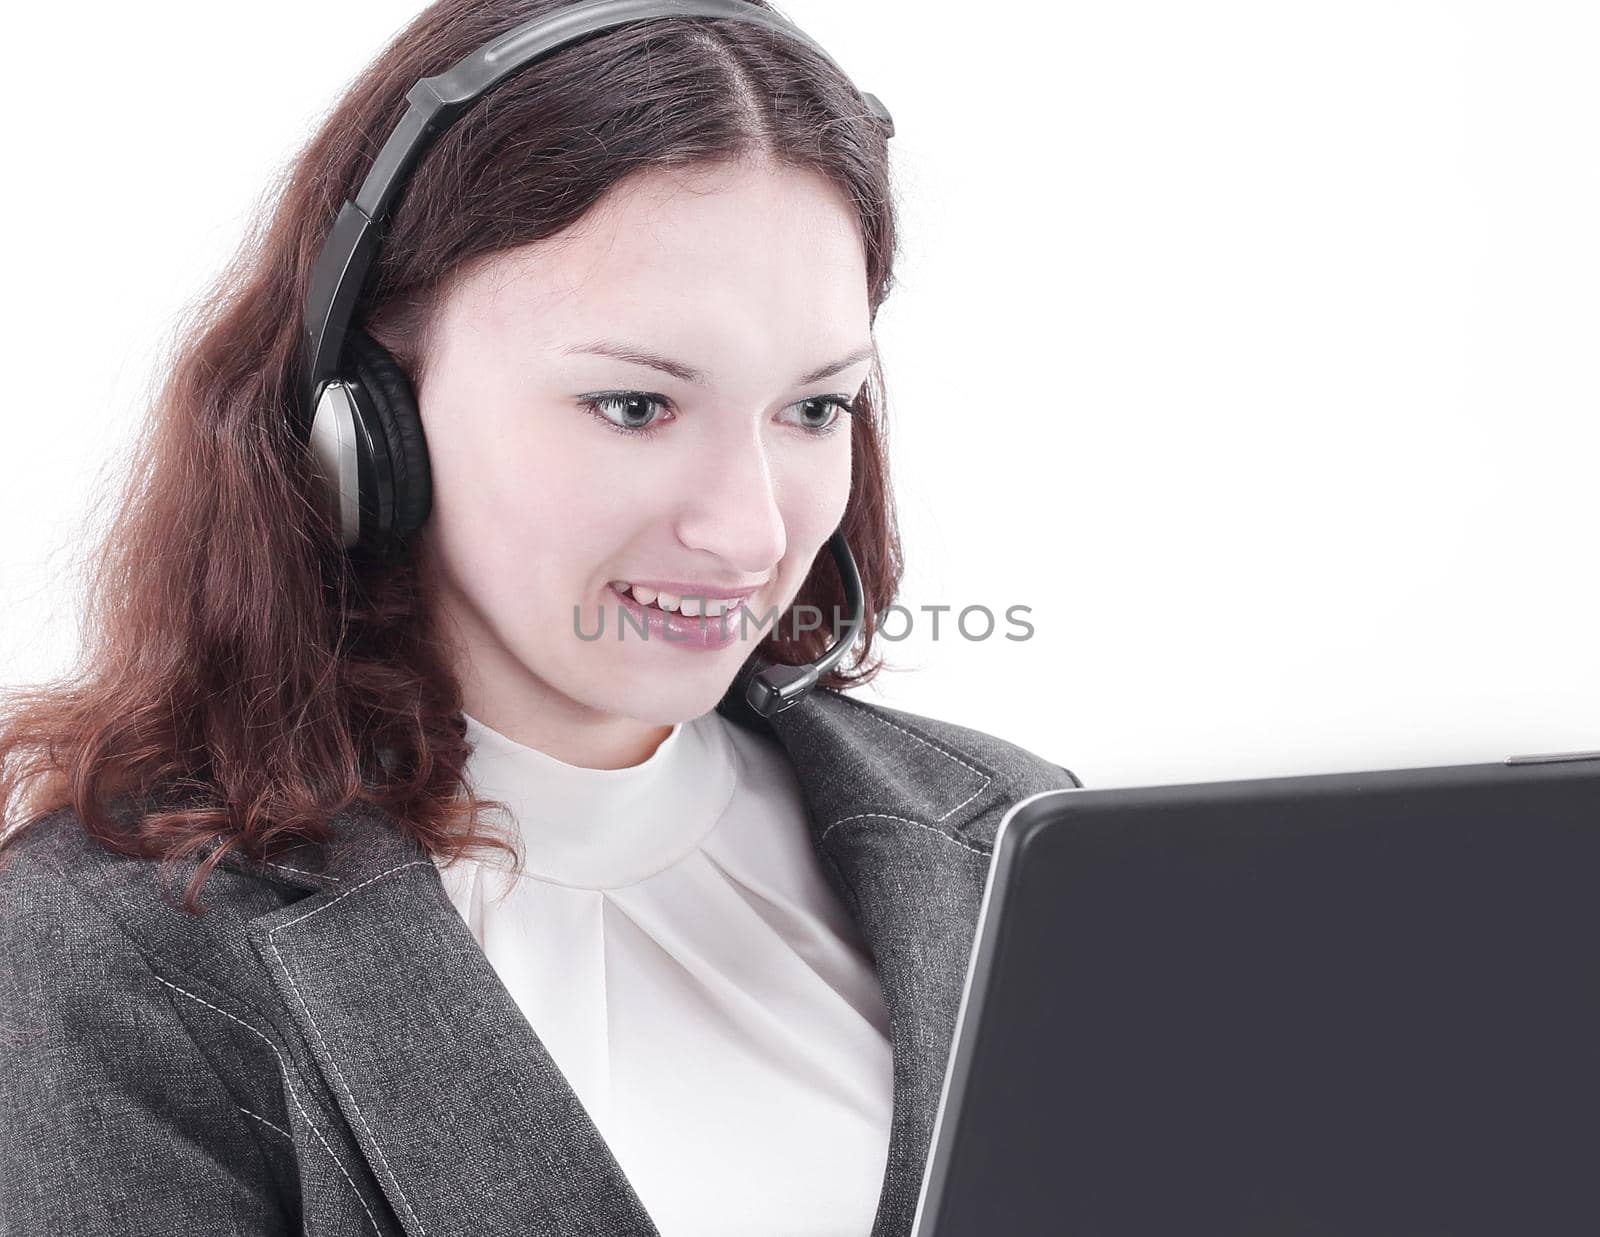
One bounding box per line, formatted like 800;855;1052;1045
0;0;904;910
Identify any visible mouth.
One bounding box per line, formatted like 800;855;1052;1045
604;581;752;651
606;580;754;619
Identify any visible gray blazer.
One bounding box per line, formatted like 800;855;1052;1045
0;686;1081;1236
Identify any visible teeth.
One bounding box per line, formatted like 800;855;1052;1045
611;581;744;617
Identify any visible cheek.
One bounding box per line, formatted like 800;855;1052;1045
424;411;634;602
778;438;853;573
806;431;854;525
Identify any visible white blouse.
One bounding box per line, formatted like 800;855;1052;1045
431;707;894;1236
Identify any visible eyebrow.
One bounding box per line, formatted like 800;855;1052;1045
561;339;877;387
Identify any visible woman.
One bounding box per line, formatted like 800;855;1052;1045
0;2;1080;1234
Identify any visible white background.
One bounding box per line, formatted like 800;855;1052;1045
4;1;1597;789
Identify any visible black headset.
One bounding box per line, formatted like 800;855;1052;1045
296;0;892;719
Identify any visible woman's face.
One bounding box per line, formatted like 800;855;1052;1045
412;158;874;734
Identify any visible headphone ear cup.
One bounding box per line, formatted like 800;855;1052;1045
342;328;433;544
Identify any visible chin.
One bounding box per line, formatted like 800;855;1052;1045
568;666;720;727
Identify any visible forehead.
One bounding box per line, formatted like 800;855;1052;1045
443;159;871;356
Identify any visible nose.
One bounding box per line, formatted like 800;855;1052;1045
671;424;788;577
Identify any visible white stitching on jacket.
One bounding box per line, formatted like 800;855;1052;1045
263;860;343;884
826;691;993;822
267;859;433;1237
819;811;991;857
237;1105;294;1141
818;693;997;852
154;973;382;1235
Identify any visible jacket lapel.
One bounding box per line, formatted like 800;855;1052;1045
736;687;1025;1237
233;686;1045;1237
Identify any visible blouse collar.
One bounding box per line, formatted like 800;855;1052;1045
458;708;739;891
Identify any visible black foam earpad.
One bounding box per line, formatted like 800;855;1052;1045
342;328;433;542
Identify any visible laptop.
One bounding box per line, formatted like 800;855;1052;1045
911;748;1600;1236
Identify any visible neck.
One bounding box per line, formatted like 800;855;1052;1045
462;694;675;771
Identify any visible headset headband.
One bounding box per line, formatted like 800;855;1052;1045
298;0;893;434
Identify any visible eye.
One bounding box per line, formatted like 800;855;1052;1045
777;395;856;437
577;392;675;438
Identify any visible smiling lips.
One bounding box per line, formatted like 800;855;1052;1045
608;580;755;618
605;581;751;652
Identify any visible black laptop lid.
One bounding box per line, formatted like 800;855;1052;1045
915;753;1600;1237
